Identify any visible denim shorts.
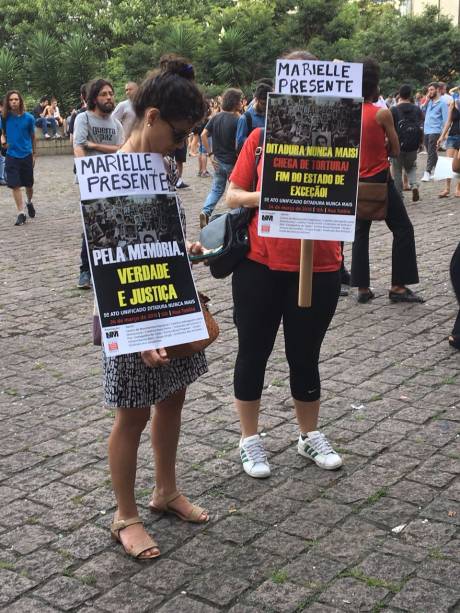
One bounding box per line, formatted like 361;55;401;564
446;135;460;150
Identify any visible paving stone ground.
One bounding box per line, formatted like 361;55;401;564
0;153;459;612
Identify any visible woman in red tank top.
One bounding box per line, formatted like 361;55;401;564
351;59;424;304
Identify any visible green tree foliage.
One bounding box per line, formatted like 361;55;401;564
28;32;61;98
0;49;21;93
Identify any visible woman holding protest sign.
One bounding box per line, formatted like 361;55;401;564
104;57;209;560
351;59;423;305
226;50;343;480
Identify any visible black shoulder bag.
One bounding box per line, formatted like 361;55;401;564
200;129;264;279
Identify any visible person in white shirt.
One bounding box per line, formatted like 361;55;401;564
112;81;138;137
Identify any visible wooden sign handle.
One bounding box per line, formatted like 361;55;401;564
298;240;314;308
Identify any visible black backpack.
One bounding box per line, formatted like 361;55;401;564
393;106;422;152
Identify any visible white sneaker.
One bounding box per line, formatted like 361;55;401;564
297;431;343;470
239;434;271;478
421;171;432;182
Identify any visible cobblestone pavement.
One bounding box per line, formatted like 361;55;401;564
0;153;459;612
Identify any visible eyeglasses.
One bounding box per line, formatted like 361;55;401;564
162;117;189;143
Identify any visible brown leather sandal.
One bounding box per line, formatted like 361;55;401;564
110;515;160;560
149;490;209;523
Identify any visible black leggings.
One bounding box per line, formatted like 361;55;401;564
450;242;460;336
232;259;340;402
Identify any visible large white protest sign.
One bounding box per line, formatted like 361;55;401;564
75;152;169;200
76;152;208;357
276;59;363;99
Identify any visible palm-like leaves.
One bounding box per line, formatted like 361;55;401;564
162;23;198;59
215;27;250;86
61;34;97;95
28;32;60;96
0;49;20;92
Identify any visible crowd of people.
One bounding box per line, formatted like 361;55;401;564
0;52;459;561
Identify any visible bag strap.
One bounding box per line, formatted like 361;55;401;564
252;128;264;192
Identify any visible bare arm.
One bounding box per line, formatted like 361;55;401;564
376;107;400;158
85;142;121;153
73;144;86;157
439;102;454;143
226;181;260;209
201;128;210;153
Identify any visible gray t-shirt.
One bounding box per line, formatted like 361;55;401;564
73;111;124;154
112;99;136;134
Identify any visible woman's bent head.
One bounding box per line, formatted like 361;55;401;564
130;55;206;154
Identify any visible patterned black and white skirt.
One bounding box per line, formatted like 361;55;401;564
102;351;208;408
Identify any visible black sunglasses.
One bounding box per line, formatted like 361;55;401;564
162;117;189;143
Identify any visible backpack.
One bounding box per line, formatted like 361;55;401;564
393;106;422;152
236;110;254;156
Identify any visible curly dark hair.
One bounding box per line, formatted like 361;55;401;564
133;55;206;124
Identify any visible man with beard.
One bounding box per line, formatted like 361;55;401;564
73;79;124;288
421;82;448;182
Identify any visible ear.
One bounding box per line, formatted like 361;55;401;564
145;107;161;126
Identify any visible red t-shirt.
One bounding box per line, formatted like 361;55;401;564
359;103;390;178
229;129;341;273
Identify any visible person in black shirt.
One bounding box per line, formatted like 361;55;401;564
199;88;243;227
390;84;423;202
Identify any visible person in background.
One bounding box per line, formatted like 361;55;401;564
390;84;423;202
0;100;6;186
351;59;423;305
112;81;139;137
436;90;460;198
235;82;272;154
199;88;243;227
68;84;88;143
0;90;36;225
33;95;58;139
421;82;448;182
73;79;124;289
44;96;63;137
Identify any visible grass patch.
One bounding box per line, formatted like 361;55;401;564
428;548;447;560
135;488;151;497
4;388;18;396
441;376;456;385
271;569;289;584
79;574;97;586
71;495;84;506
0;561;15;570
62;568;74;577
271;378;286;387
369;394;383;402
343;568;401;592
364;487;388;505
26;516;39;525
58;549;73;560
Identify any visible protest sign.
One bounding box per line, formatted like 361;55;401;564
75;153;208;357
259;93;362;242
276;59;362;98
